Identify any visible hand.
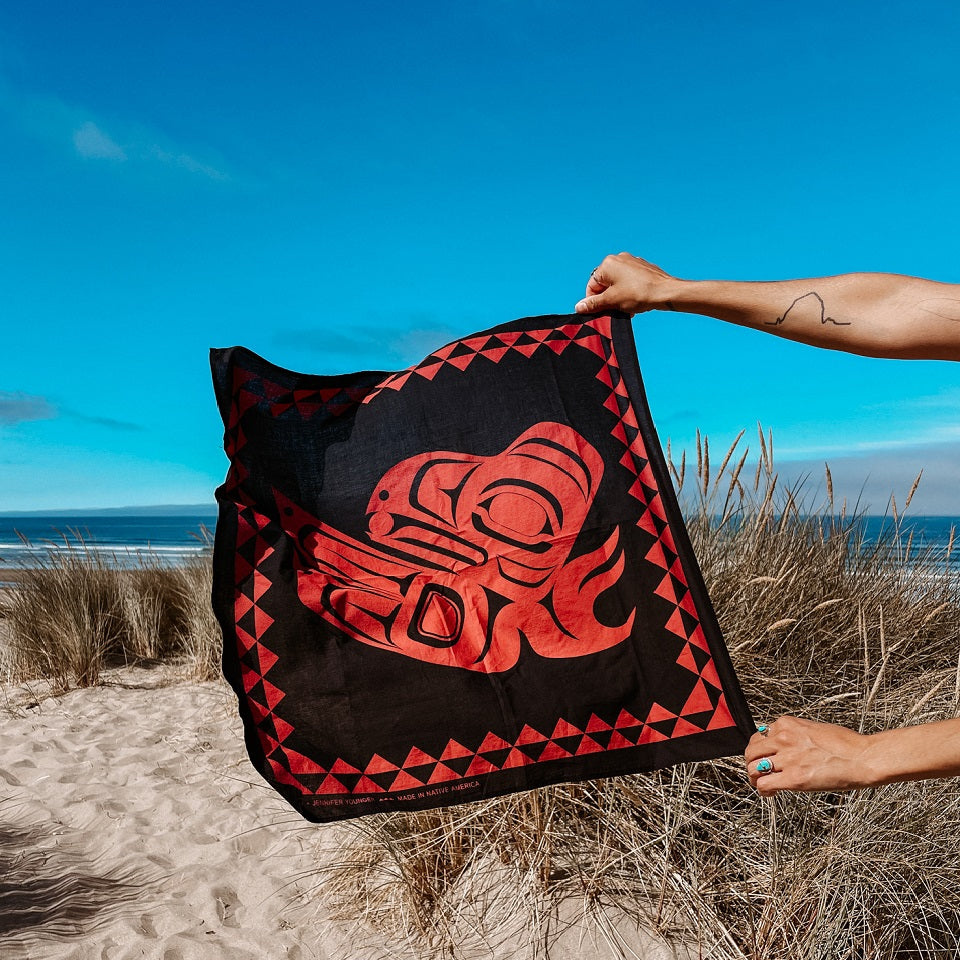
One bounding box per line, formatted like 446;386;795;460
575;253;677;316
745;716;875;796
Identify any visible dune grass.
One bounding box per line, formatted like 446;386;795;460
0;532;220;690
322;428;960;959
1;432;958;957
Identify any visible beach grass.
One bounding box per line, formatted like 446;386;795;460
0;534;220;690
323;427;960;959
2;430;958;958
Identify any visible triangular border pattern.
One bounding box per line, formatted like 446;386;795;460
223;317;736;798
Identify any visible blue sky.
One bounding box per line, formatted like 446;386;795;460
1;1;958;513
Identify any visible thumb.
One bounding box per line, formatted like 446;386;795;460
575;291;617;315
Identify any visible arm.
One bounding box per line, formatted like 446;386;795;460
576;253;960;361
744;715;960;796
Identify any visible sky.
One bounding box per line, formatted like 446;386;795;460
1;1;959;515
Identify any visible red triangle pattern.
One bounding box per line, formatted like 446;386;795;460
576;318;733;717
538;741;574;761
479;731;512;752
502;748;533;769
300;691;736;795
466;754;500;775
364;753;400;775
585;713;612;733
440;739;472;761
359;323;593;405
428;762;461;783
551;718;583;739
246;694;739;799
403;746;436;767
231;504;295;787
225;320;739;802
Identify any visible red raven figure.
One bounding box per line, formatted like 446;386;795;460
275;422;636;673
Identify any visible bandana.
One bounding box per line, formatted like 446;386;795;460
211;313;753;822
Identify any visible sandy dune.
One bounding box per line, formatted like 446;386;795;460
1;669;688;960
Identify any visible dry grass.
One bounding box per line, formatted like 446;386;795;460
323;427;960;960
0;532;220;690
2;434;958;957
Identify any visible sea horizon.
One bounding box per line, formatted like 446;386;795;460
0;511;218;577
0;503;218;518
0;510;955;576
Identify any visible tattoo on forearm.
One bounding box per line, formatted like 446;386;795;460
766;292;852;327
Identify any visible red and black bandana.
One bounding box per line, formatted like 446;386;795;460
210;313;753;822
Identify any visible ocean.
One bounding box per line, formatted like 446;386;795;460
856;515;958;570
0;513;955;578
0;514;217;582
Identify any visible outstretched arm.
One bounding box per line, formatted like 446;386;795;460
576;253;960;361
744;715;960;796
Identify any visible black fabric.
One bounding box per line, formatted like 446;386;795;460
211;313;753;822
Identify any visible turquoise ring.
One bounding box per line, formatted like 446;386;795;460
756;758;774;774
757;724;769;735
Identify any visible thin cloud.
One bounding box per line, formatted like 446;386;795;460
0;78;228;181
149;146;228;181
0;393;143;432
765;388;960;459
861;387;960;416
73;121;126;160
0;392;56;425
776;422;960;459
272;321;462;369
776;430;960;459
668;436;960;516
63;409;144;432
774;442;960;516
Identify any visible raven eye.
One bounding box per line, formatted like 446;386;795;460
479;492;553;539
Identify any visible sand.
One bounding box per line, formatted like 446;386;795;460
1;668;691;960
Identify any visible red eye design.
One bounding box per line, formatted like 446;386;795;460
478;491;553;539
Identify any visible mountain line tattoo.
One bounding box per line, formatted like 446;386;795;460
766;291;852;327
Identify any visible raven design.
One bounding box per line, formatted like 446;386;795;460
274;422;636;672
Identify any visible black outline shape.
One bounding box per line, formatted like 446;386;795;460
409;583;465;648
766;291;852;327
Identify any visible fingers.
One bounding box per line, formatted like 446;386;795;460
747;752;783;795
744;715;821;796
584;266;608;298
577;257;623;313
743;740;777;776
753;771;787;796
576;263;612;314
575;293;614;315
744;721;778;764
575;252;671;316
744;738;769;763
745;717;780;794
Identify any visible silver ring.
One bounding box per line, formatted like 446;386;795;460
755;758;774;775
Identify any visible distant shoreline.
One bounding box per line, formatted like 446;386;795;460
0;504;218;518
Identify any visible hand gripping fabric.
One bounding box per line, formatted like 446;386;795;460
210;313;754;822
